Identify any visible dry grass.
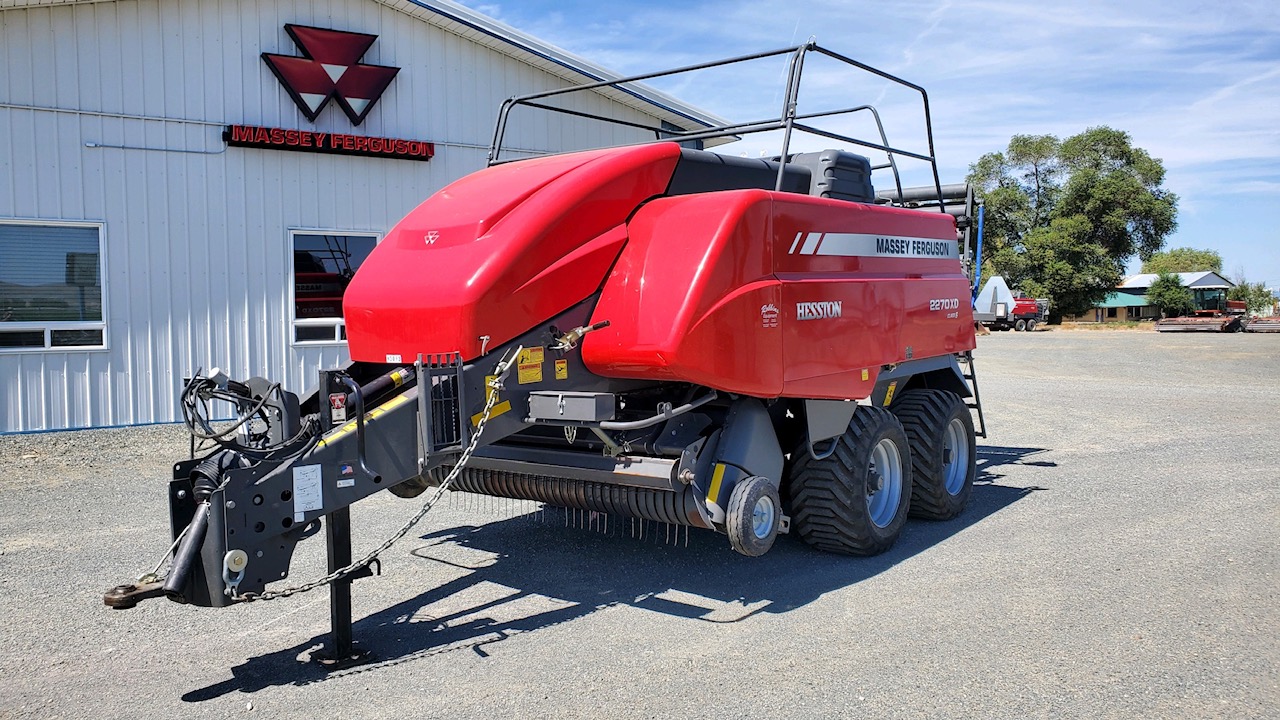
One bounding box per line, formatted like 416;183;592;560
1055;321;1153;332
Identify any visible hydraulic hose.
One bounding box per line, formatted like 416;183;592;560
162;450;242;603
162;504;209;602
347;366;413;408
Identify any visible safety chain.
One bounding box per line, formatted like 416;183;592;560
232;360;511;603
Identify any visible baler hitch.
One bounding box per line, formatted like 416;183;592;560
103;579;165;610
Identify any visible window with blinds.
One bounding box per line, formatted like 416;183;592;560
291;231;378;344
0;222;106;350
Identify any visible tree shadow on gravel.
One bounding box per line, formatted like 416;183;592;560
183;446;1049;703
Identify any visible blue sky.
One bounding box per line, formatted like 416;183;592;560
458;0;1279;288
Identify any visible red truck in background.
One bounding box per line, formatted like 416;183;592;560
973;276;1048;331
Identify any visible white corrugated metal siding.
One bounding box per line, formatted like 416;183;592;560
0;0;665;431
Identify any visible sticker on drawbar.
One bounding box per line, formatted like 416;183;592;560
337;462;355;488
328;393;347;424
555;359;568;380
292;465;323;522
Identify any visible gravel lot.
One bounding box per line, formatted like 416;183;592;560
1;330;1277;719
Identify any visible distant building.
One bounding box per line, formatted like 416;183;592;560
1118;272;1235;312
1064;271;1235;323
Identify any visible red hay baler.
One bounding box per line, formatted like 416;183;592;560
106;43;987;664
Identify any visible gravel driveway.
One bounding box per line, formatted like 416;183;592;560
1;329;1277;719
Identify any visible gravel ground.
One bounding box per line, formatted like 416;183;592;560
1;329;1277;719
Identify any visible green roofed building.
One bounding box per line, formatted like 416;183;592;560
1064;292;1159;323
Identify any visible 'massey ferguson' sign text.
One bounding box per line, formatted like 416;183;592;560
223;124;434;161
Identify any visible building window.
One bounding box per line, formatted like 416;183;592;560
1106;307;1118;319
0;221;106;350
291;231;378;344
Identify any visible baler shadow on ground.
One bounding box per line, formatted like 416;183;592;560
182;445;1051;702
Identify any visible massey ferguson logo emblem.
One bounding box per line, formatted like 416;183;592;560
263;24;400;126
797;301;842;321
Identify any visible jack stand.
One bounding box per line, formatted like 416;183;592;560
313;506;376;670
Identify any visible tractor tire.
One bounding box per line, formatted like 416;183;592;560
1026;319;1038;332
786;407;911;556
891;390;976;520
726;475;781;557
1014;319;1027;331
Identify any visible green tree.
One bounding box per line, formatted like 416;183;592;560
1142;247;1223;274
1147;272;1194;317
969;127;1178;317
1228;280;1276;314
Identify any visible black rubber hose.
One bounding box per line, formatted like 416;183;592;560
162;502;209;602
346;366;413;409
162;450;241;602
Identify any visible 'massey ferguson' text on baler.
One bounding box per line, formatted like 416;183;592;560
106;46;984;657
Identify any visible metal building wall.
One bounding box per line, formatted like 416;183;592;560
0;0;661;432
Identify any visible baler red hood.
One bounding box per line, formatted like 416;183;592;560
343;143;682;362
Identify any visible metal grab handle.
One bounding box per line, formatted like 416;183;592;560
336;374;381;483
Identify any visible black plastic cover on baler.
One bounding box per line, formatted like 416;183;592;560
789;150;875;203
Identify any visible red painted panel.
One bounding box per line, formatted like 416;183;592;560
343;143;682;362
585;190;975;400
772;194;974;397
583;191;785;396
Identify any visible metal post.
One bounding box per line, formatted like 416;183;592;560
314;505;372;669
971;202;986;302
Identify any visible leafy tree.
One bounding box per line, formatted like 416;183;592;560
1147;272;1194;317
1228;280;1276;314
969;127;1178;317
1142;247;1223;274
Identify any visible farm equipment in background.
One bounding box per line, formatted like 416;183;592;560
1156;300;1247;333
104;43;986;665
1244;314;1280;332
973;276;1049;331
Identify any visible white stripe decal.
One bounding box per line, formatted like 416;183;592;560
789;232;958;259
788;231;804;255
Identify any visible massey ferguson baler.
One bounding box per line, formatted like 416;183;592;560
106;43;986;664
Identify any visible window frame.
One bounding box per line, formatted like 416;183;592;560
287;228;381;347
0;218;109;353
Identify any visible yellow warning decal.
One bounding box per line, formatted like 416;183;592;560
883;380;898;407
706;463;726;504
318;393;411;447
555;359;568;380
472;400;511;426
517;347;544;385
861;368;869;381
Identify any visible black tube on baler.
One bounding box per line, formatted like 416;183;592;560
345;365;413;410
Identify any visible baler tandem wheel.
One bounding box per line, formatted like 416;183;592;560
891;389;977;520
785;407;912;555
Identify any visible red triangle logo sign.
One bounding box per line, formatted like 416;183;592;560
262;24;400;126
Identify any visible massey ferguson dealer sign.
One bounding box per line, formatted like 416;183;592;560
223;125;435;161
225;24;434;162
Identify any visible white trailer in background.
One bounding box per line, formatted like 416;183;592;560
973;276;1048;331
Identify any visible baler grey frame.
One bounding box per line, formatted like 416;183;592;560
487;41;947;213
